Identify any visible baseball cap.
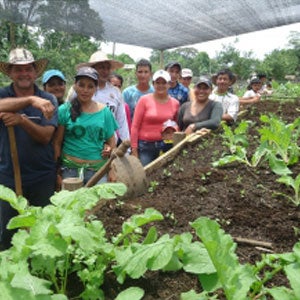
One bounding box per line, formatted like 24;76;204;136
181;68;193;78
250;77;261;85
75;66;99;83
153;69;171;82
165;61;181;71
162;119;179;132
195;77;212;88
42;69;66;84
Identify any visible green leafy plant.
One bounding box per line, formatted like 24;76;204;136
212;120;254;167
276;174;300;206
258;114;300;173
191;217;300;300
148;180;159;192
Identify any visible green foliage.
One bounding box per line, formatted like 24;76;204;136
213;115;300;177
0;185;215;299
1;185;299;299
191;217;300;300
276;174;300;206
258;114;300;170
212;120;254;167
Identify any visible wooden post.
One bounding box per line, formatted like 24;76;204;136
62;178;83;191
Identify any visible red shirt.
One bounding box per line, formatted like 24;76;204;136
131;93;179;148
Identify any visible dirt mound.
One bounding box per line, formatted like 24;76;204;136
95;99;300;299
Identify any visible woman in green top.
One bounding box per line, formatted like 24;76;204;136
178;77;223;134
54;67;118;185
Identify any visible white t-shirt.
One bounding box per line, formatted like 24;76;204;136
210;90;239;122
243;90;260;98
93;82;130;141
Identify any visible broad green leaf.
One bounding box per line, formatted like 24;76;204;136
143;226;158;244
162;252;183;271
11;273;52;295
198;272;221;292
284;262;300;297
267;286;297;300
181;289;216;300
192;217;256;300
116;235;173;279
0;185;28;213
115;287;144;300
181;242;215;274
268;156;292;175
7;213;36;229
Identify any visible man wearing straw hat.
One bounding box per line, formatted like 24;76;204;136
0;48;58;249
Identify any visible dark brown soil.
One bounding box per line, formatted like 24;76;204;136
95;99;300;299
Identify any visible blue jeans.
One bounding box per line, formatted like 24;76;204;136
62;167;107;185
138;140;162;166
0;174;56;250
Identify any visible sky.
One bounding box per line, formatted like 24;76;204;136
101;23;300;61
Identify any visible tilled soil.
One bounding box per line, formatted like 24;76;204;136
94;99;300;299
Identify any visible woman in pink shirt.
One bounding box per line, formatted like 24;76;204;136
131;70;179;166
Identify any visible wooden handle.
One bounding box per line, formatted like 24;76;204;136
8;126;23;196
85;140;131;188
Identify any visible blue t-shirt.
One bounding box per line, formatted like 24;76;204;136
168;82;189;105
122;85;154;119
0;84;58;186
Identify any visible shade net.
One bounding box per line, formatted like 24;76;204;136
1;0;300;50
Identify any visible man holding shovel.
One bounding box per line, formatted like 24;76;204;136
0;48;58;249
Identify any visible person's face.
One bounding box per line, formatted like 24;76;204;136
153;77;169;95
44;77;66;101
181;76;192;88
216;74;231;93
167;66;180;83
110;77;122;90
93;62;111;83
9;63;37;90
162;127;175;140
136;65;152;84
251;82;262;93
74;77;97;103
194;83;211;102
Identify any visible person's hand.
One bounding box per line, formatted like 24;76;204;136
102;143;112;158
184;124;195;135
30;96;55;119
0;112;23;126
131;148;138;157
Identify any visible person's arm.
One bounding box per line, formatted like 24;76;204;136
53;125;65;162
0;95;55;119
130;97;146;157
115;96;130;141
193;102;223;130
0;111;55;144
177;104;186;131
239;94;261;104
225;95;239;123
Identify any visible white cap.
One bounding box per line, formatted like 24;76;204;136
181;68;193;78
153;69;171;82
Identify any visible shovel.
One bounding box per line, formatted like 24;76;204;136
8;126;22;196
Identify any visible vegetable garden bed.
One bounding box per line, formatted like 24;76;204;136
95;99;300;299
1;99;299;300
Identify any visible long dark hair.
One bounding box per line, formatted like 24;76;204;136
70;95;81;122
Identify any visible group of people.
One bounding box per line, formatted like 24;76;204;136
0;47;266;249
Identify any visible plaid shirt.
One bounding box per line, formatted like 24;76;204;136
168;82;189;105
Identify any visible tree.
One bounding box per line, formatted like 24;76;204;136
0;0;104;40
262;49;299;81
214;41;259;80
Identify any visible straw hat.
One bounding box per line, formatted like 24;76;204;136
0;48;48;78
76;50;124;70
